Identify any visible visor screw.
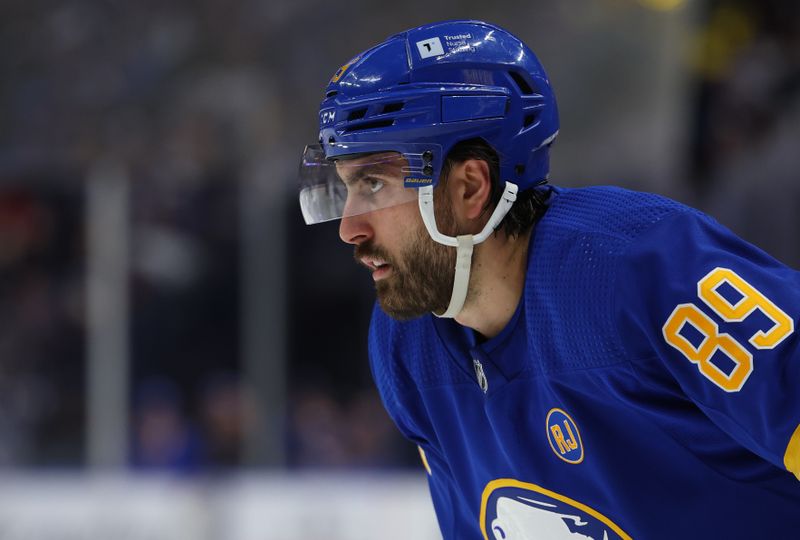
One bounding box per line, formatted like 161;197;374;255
422;150;433;162
423;165;433;176
328;136;336;144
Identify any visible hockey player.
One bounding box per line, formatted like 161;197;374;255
298;20;800;539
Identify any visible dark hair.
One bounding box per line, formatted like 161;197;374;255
440;138;550;238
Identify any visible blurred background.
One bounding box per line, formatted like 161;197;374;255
0;0;798;538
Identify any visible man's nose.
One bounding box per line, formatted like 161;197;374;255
339;211;372;245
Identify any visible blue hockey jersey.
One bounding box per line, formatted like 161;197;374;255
368;186;800;539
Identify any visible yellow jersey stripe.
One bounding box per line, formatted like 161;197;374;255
785;423;800;480
418;446;432;476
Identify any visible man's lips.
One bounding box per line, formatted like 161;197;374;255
360;256;393;281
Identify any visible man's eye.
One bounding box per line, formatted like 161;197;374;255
367;178;385;194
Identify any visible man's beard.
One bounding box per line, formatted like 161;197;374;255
354;202;458;320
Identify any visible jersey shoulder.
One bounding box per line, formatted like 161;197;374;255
524;186;706;373
541;185;703;241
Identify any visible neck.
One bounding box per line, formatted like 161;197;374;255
454;226;533;339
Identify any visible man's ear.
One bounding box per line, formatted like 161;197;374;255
449;159;492;221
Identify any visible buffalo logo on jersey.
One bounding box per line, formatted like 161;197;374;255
480;479;631;540
546;408;584;464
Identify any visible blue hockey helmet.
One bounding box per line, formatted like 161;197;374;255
299;19;559;225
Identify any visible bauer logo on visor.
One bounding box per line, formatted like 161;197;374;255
404;176;434;187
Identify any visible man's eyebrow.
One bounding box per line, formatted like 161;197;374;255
340;163;395;186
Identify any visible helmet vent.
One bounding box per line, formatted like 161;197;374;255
348;108;368;120
326;90;338;98
524;114;537;128
343;119;395;132
509;71;534;95
381;102;404;114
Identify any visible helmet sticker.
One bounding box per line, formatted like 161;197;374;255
442;32;476;54
416;37;444;59
329;55;361;84
417;33;479;60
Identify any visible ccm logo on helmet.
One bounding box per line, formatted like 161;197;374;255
320;109;336;126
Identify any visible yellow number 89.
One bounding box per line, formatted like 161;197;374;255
662;267;794;392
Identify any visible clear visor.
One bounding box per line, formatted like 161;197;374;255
298;143;438;225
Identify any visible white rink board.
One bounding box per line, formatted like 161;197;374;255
217;473;441;540
0;473;440;540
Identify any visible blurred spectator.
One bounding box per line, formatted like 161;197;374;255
347;390;413;468
288;386;415;469
131;377;204;473
0;183;85;466
691;0;800;266
199;372;250;468
690;0;800;189
708;96;800;268
288;387;351;468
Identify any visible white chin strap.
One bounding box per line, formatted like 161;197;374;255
418;181;519;318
